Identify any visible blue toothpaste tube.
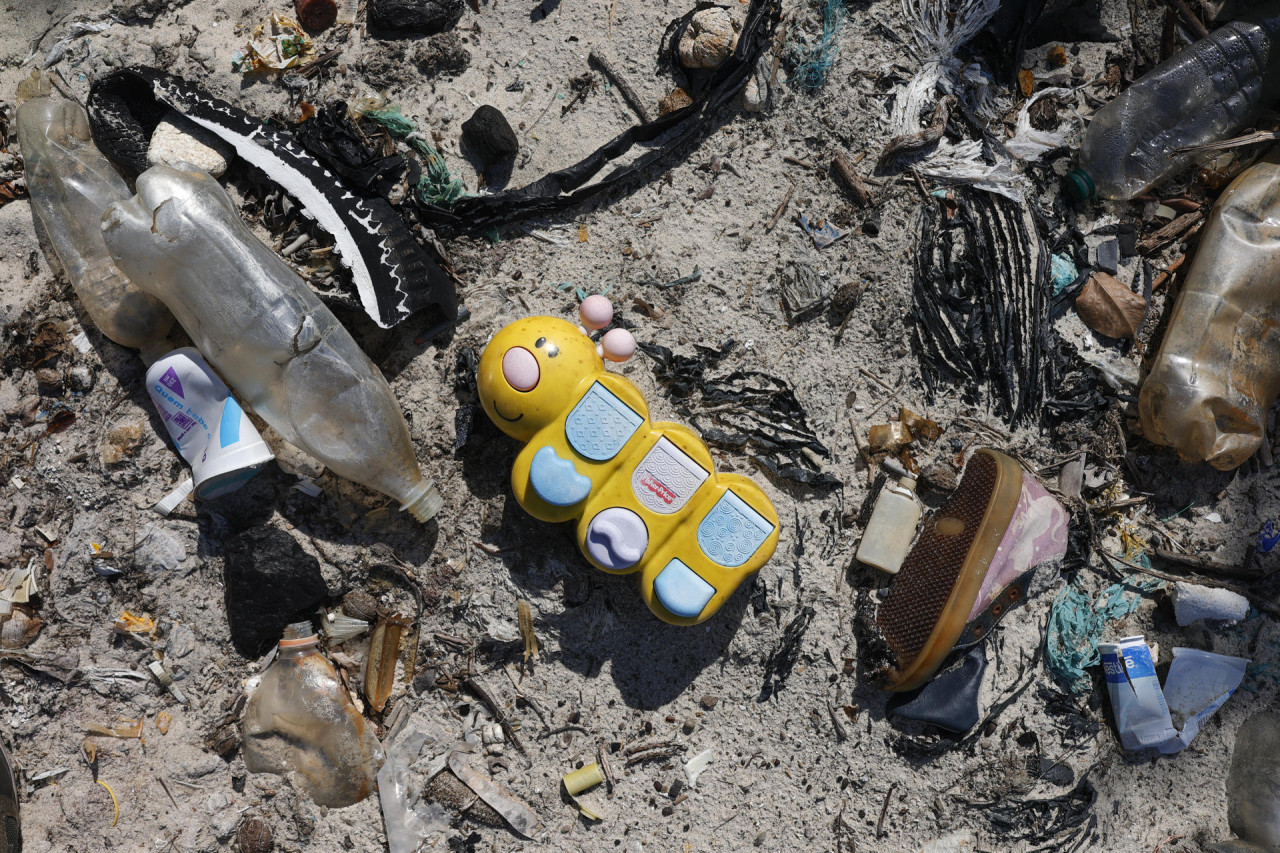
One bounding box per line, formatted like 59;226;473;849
1100;636;1176;751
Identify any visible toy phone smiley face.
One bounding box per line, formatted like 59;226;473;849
477;298;777;625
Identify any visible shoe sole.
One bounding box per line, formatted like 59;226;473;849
875;448;1023;692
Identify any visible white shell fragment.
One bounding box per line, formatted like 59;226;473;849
147;110;233;178
684;748;714;787
1173;582;1251;626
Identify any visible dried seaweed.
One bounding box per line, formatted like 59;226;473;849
640;342;839;488
759;605;815;701
911;190;1052;426
966;775;1097;848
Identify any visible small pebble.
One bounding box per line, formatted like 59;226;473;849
461;105;518;168
682;717;697;735
699;695;719;710
68;365;94;392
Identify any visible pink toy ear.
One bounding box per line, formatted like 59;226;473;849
580;295;614;331
600;328;636;362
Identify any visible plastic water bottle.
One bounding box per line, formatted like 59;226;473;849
242;622;383;807
1139;148;1280;470
15;86;174;349
102;165;443;521
1068;4;1280;201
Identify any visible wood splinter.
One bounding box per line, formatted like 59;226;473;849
588;49;653;125
831;152;873;207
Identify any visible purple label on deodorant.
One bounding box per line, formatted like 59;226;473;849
159;367;184;398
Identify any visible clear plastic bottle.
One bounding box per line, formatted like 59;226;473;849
242;622;383;807
1068;3;1280;201
102;164;442;521
1139;147;1280;470
16;81;174;349
856;476;922;574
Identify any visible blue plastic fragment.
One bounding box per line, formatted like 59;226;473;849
1259;520;1280;554
1051;253;1078;295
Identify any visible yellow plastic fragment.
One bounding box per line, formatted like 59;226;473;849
562;763;605;820
155;711;172;735
113;611;155;635
96;779;119;827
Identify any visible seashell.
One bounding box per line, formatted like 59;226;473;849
341;589;380;622
237;816;274;853
0;608;43;649
678;8;741;71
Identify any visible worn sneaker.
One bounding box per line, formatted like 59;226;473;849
872;448;1069;692
0;739;18;853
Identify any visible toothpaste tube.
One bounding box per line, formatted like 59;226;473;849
146;348;273;499
1100;636;1176;750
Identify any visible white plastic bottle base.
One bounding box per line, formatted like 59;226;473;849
146;348;274;499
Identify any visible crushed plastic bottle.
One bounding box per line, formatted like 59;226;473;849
1139;148;1280;470
1068;3;1280;201
102;164;443;521
242;622;383;807
15;75;174;349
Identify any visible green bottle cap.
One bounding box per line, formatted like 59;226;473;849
1064;168;1096;202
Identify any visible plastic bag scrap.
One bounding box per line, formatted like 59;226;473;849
1101;637;1247;754
232;13;314;73
415;0;781;233
86;67;457;328
1005;87;1081;161
911;190;1053;427
1046;574;1162;694
640;341;841;488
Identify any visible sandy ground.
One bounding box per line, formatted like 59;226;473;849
0;0;1276;851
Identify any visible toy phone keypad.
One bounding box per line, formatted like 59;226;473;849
477;297;779;625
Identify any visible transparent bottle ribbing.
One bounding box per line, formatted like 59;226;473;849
15;92;173;348
101;164;442;521
1139;147;1280;470
1070;4;1280;201
241;621;383;807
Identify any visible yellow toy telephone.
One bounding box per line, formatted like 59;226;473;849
477;297;779;625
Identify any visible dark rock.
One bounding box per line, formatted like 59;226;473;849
461;105;519;168
223;527;328;658
1116;224;1137;257
1095;239;1119;274
368;0;464;36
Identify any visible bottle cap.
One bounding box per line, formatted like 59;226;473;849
1064;168;1096;202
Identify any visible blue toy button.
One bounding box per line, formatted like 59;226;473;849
653;559;716;620
529;445;592;506
585;507;648;570
565;382;643;461
697;490;775;567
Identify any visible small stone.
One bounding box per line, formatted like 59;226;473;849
699;695;719;710
831;281;866;318
368;0;464;36
342;589;380;622
1117;224;1137;257
659;88;693;116
34;367;62;390
147;111;232;178
682;717;697;735
68;364;94;391
1095;239;1120;275
222;526;329;657
919;462;958;494
1047;45;1068;68
461;105;518;168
